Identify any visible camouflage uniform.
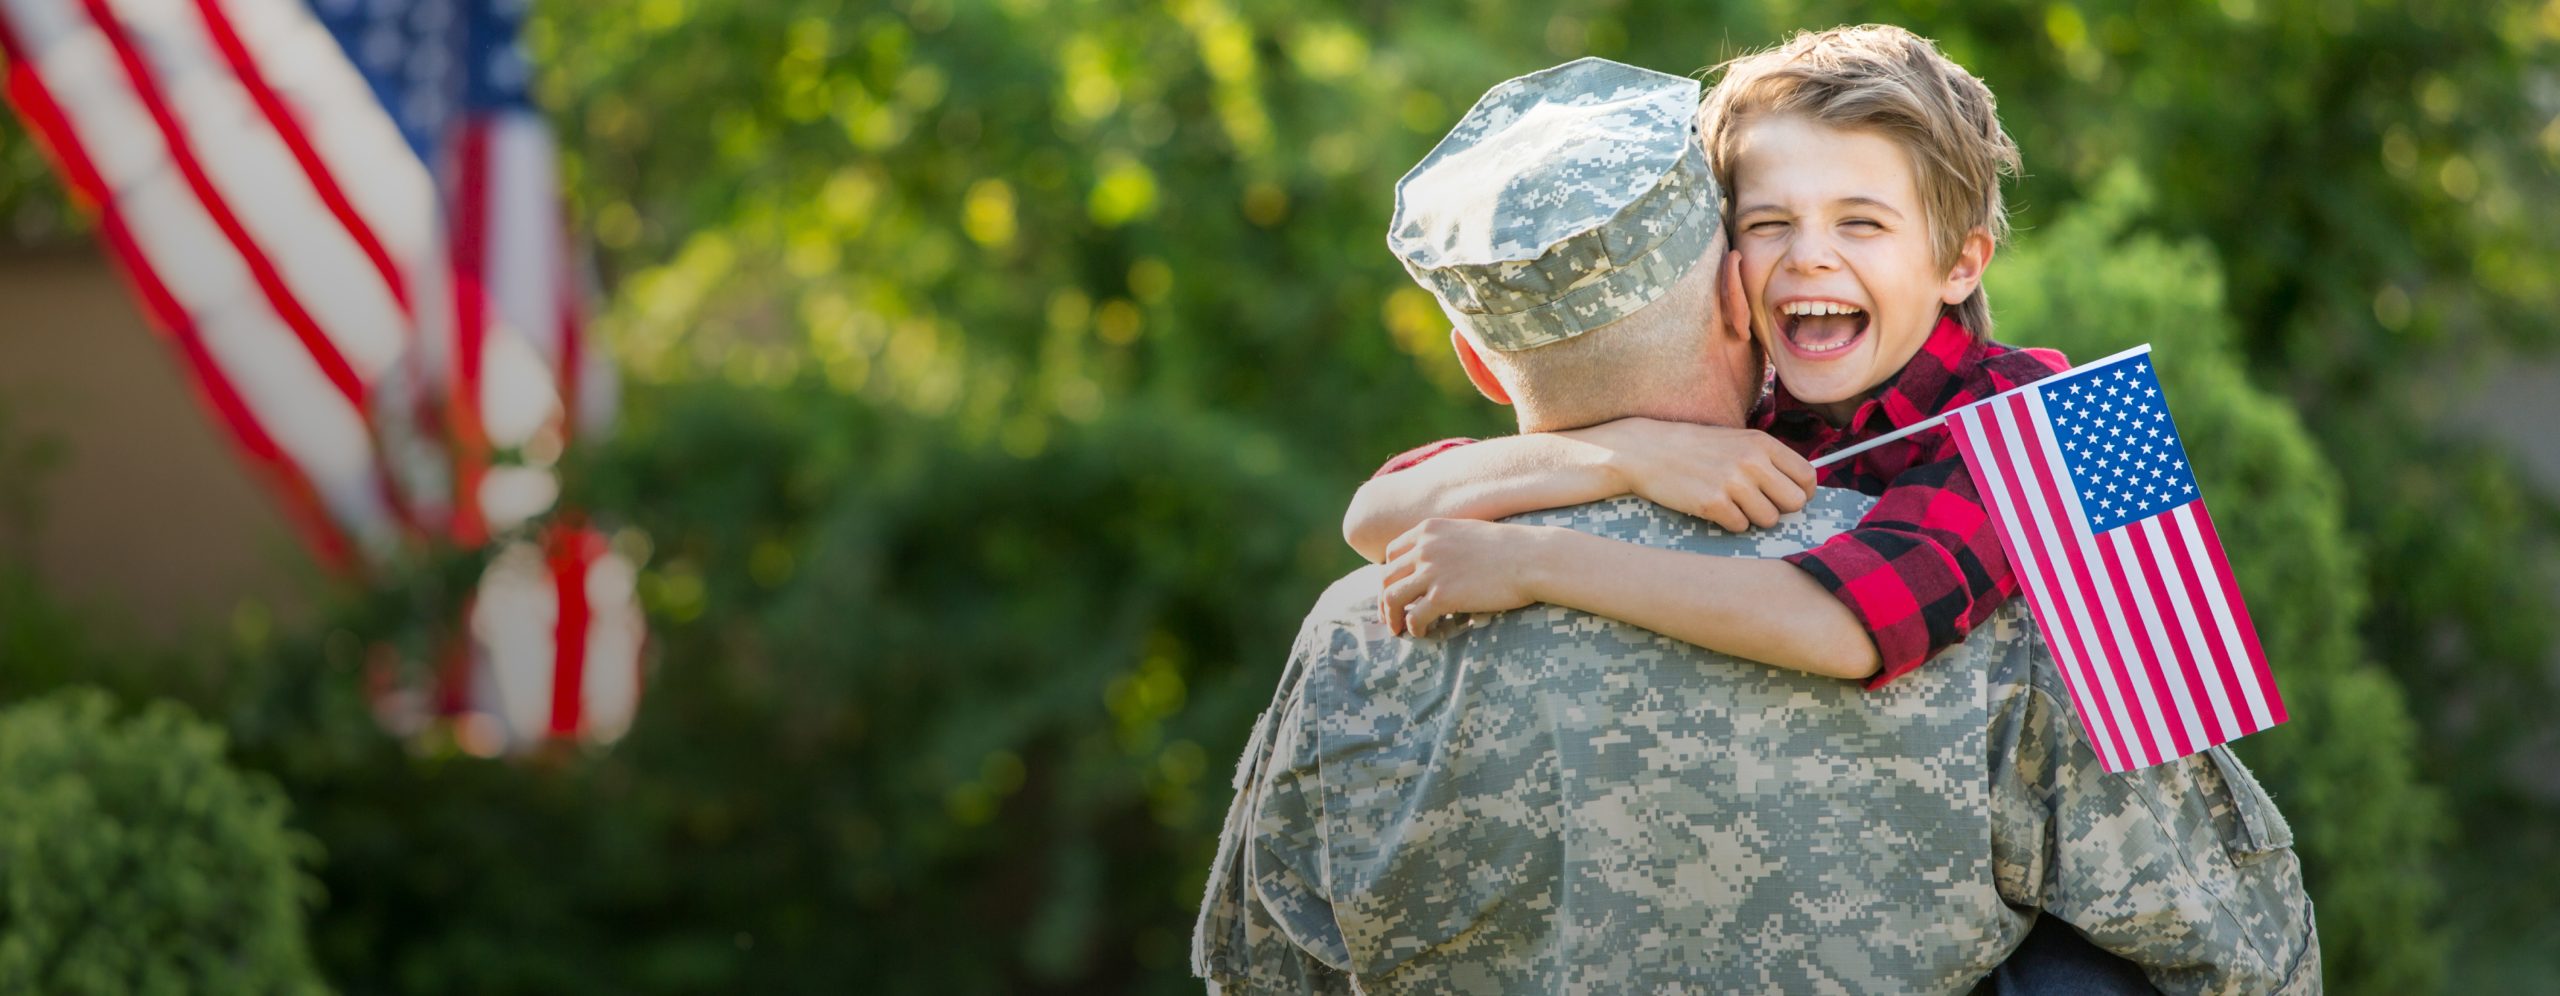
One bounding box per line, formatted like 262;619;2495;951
1193;491;2320;994
1193;57;2317;994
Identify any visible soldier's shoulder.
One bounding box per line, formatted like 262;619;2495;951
1300;565;1390;641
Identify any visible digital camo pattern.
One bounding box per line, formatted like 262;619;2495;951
1387;57;1721;352
1196;489;2320;995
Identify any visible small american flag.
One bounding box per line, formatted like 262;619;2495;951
1946;346;2286;772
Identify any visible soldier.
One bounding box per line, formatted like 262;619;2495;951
1193;58;2318;994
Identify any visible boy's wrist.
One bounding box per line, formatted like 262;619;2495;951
1560;421;1643;496
1515;525;1589;603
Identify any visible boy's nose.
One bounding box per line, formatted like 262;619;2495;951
1781;232;1843;274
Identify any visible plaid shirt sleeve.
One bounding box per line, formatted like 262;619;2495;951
1783;456;2016;688
1372;438;1479;478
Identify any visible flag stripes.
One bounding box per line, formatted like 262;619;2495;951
1947;350;2286;772
5;0;641;750
0;0;429;561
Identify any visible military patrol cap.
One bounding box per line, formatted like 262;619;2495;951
1388;57;1721;352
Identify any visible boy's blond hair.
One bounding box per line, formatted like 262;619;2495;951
1698;24;2022;337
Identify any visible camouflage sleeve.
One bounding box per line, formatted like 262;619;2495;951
1988;628;2322;995
1193;624;1357;996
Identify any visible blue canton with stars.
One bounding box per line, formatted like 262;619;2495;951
2043;353;2200;534
308;0;536;164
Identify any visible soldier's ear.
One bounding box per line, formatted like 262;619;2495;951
1715;249;1750;344
1450;329;1513;406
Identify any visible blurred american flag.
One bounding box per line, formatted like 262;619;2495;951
0;0;638;751
0;0;612;560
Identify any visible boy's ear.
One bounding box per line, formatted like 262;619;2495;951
1450;328;1514;406
1939;228;1997;305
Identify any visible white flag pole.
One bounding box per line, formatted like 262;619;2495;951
1809;412;1955;470
1805;342;2153;472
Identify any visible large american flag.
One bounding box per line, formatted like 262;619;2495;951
0;0;636;750
0;0;608;560
1946;346;2287;772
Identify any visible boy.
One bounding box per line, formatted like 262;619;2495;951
1347;25;2069;689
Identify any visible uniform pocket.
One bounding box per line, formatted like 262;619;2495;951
2203;744;2294;856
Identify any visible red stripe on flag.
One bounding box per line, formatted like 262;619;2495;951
2128;517;2232;743
0;15;355;571
2155;509;2255;732
1955;404;2127;771
2008;393;2163;767
446;119;494;546
184;0;428;541
189;0;410;317
546;525;592;736
555;249;583;438
1990;395;2142;771
2186;501;2286;725
76;0;367;409
437;597;474;716
2092;525;2195;758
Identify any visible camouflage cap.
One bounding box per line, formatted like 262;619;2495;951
1388;57;1720;352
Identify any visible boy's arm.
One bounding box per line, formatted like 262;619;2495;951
1783;457;2012;688
1379;519;1878;680
1520;529;1881;680
1345;433;1623;563
1347;419;1815;563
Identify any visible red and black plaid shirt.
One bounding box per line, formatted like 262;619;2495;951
1755;316;2068;687
1373;316;2068;688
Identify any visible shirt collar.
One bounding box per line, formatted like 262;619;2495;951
1757;315;1978;437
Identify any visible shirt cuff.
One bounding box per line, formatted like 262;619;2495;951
1373;438;1479;478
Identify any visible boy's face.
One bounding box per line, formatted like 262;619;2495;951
1729;114;1987;420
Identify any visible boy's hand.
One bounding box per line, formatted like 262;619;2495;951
1379;519;1548;637
1573;418;1817;533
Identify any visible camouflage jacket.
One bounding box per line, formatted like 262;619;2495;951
1194;489;2319;994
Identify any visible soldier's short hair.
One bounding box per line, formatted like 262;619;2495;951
1698;24;2022;337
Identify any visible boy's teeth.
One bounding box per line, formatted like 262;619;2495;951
1781;301;1863;316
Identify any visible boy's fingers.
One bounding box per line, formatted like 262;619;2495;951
1764;439;1819;491
1773;478;1809;513
1407;594;1437;637
1753;463;1809;513
1382;571;1431;635
1699;500;1750;534
1735;487;1782;530
1384;528;1420;562
1380;551;1419;590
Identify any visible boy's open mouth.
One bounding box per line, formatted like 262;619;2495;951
1777;300;1869;357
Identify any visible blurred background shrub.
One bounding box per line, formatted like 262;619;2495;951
0;689;325;995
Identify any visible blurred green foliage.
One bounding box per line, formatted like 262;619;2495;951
2;0;2557;992
0;688;325;995
1992;172;2445;990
